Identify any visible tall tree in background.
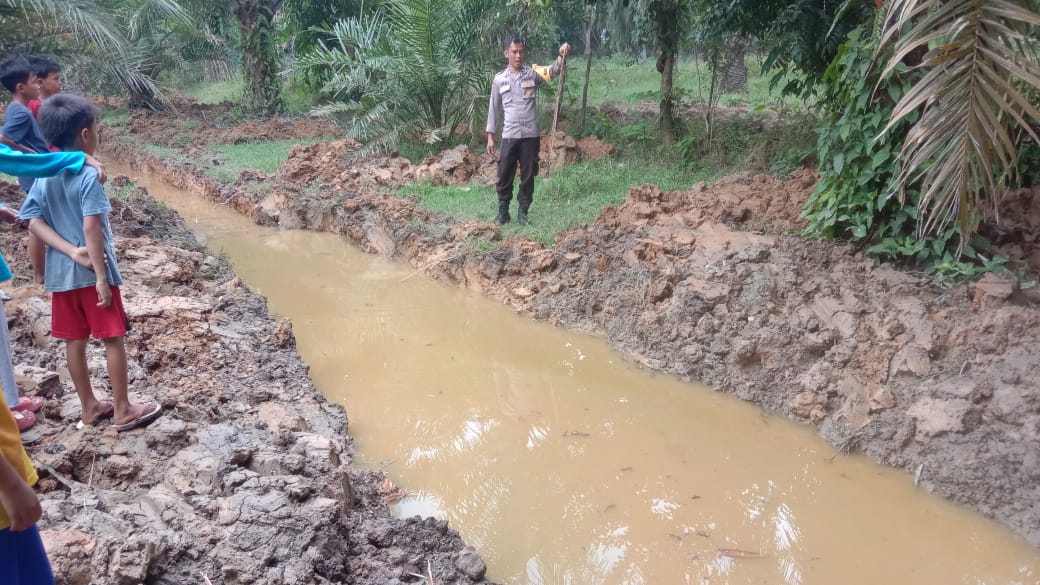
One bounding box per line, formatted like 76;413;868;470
578;2;597;135
696;0;873;97
647;0;688;147
232;0;285;114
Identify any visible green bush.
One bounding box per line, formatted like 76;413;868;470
803;28;1008;283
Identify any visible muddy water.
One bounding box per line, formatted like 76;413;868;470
122;168;1040;585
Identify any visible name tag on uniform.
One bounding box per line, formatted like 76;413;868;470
499;84;510;94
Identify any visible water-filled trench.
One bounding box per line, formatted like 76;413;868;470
118;165;1039;585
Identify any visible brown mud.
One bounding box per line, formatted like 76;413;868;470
105;105;1040;550
0;182;498;585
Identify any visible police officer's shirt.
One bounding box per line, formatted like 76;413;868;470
486;62;561;139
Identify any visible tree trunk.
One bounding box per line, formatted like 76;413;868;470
653;0;681;148
580;7;596;136
233;0;286;115
720;36;748;93
658;49;675;147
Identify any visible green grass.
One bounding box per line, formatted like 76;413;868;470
400;156;717;244
178;78;315;115
103;107;131;127
206;139;320;183
583;54;801;107
180;79;243;105
142;144;181;158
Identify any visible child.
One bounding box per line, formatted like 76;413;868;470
24;57;64;288
28;57;60;119
19;94;161;431
0;146;106;432
0;406;54;584
0;147;104;580
1;56;51;286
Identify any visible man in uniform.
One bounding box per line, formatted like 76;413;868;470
486;36;571;225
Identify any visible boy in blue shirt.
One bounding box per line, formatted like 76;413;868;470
1;56;52;286
20;94;161;432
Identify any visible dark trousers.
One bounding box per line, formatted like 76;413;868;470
496;137;540;209
0;524;55;585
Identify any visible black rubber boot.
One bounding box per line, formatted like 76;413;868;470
495;202;511;224
517;207;531;226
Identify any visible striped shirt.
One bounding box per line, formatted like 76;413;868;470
486;62;562;139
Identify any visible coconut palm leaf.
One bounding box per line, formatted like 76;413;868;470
877;0;1040;244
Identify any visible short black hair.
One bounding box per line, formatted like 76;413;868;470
31;57;60;79
38;94;99;150
505;35;525;50
0;56;33;94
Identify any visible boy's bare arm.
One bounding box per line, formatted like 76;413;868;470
0;133;36;154
0;455;41;532
27;218;94;269
83;214;111;307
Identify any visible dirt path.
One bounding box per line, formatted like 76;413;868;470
104;112;1040;549
0;182;498;585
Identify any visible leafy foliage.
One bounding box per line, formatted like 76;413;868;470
696;0;875;97
0;0;236;109
282;0;364;89
804;28;1008;282
297;0;495;155
875;0;1040;248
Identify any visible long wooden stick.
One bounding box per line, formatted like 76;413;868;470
546;53;567;177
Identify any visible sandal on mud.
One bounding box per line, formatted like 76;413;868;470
13;409;36;432
114;402;162;433
76;399;115;429
11;395;45;413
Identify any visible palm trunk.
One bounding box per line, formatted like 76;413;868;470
579;9;595;136
234;0;286;115
653;0;680;148
659;49;675;147
720;36;748;93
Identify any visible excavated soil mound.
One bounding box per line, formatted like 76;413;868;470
0;187;498;585
989;186;1040;271
128;107;340;149
614;170;815;235
269;132;618;192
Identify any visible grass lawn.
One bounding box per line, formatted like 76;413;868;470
581;54;801;107
207;139;321;183
141;140;323;184
401;156;717;245
178;79;316;115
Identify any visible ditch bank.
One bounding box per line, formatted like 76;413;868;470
0;183;499;585
106;130;1040;547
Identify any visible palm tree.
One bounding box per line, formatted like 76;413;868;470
232;0;286;114
0;0;219;109
876;0;1040;245
296;0;495;155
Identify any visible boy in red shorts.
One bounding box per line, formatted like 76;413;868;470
19;93;161;431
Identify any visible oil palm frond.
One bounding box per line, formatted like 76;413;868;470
877;0;1040;245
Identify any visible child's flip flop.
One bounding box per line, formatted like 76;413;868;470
12;395;45;413
114;402;162;433
13;409;36;432
76;399;115;429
